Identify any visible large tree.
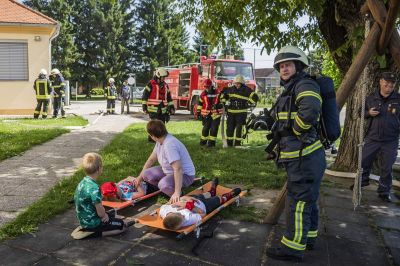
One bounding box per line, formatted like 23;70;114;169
133;0;193;83
178;0;400;172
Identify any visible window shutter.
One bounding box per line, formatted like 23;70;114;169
0;42;28;80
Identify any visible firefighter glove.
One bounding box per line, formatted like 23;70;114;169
168;105;175;115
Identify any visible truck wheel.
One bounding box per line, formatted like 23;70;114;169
190;96;199;116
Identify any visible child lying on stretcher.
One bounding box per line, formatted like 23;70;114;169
101;176;147;201
160;178;241;230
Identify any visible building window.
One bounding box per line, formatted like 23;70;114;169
0;42;29;80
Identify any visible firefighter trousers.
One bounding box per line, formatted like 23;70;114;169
53;96;65;118
34;99;50;119
200;115;221;146
280;148;326;256
226;112;247;146
361;138;398;196
106;99;115;114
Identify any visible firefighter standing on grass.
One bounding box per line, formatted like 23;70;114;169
33;69;53;119
142;67;175;123
220;74;258;146
104;78;117;114
196;79;223;147
50;68;66;118
265;46;325;262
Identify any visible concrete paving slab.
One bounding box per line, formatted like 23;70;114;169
324;220;380;245
53;237;131;266
0;244;45;266
47;209;79;230
322;194;358;210
32;256;73;266
324;235;389;266
324;206;370;226
374;216;400;231
6;224;72;253
0;195;38;212
113;244;208;266
381;229;400;249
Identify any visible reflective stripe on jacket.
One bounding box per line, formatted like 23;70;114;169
221;84;258;114
142;79;173;114
197;88;222;117
105;85;117;99
51;75;66;97
34;78;52;100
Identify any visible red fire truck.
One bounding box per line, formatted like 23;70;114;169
164;56;256;114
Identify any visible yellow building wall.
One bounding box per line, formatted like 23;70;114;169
0;25;56;115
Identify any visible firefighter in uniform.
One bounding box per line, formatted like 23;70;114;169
354;72;400;202
220;75;258;146
196;79;223;147
142;67;175;123
33;69;53;119
50;68;66;118
104;78;117;114
265;46;325;262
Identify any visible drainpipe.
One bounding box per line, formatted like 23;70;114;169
49;23;60;70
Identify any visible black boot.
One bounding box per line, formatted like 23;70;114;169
266;247;303;262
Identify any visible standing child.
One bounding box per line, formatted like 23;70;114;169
73;153;132;239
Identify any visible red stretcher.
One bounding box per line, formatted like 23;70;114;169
102;177;203;214
135;181;247;239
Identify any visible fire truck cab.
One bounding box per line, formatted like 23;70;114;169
165;56;256;114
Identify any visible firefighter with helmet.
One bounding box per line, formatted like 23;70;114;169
265;46;325;262
142;67;175;123
196;79;223;147
104;77;117;114
50;68;66;118
33;69;53;119
220;74;258;146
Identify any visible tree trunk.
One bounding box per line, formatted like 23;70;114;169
334;62;378;171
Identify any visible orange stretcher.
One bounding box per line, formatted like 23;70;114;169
135;181;247;239
102;177;203;214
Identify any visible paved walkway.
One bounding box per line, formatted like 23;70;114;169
0;101;400;265
0;101;146;226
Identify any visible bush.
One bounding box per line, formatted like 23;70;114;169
91;87;104;95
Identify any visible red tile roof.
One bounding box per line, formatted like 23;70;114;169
0;0;57;25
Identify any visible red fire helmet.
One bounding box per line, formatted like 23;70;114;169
203;79;213;88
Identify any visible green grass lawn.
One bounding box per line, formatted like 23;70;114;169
0;121;284;240
0;117;88;161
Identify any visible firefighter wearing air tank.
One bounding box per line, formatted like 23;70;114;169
196;79;223;147
220;75;258;146
265;46;326;262
33;69;53;119
142;67;175;123
50;68;66;118
104;78;117;114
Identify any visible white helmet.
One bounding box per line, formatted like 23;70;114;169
233;74;245;84
273;46;309;70
51;68;60;75
155;67;169;78
108;77;115;84
39;69;47;76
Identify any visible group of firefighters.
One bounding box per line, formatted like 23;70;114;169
141;67;259;147
33;68;66;119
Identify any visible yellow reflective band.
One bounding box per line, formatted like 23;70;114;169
293;127;301;136
280;140;323;159
228;109;247;113
42;112;47;115
211;114;221;119
294;201;305;243
227;137;235;140
281;236;306;251
197;106;202;110
277;112;297;120
168;102;174;106
296;91;322;104
230;94;250;101
199;98;203;103
141;100;147;104
208;136;217;140
145;86;151;92
201;135;208;140
307;230;318;238
34;111;40;114
61;83;66;86
295;115;311;130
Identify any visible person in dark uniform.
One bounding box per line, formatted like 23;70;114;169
33;69;53;119
265;46;326;262
196;79;223;147
104;78;117;114
353;72;400;202
50;68;66;118
142;67;175;123
220;74;258;147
